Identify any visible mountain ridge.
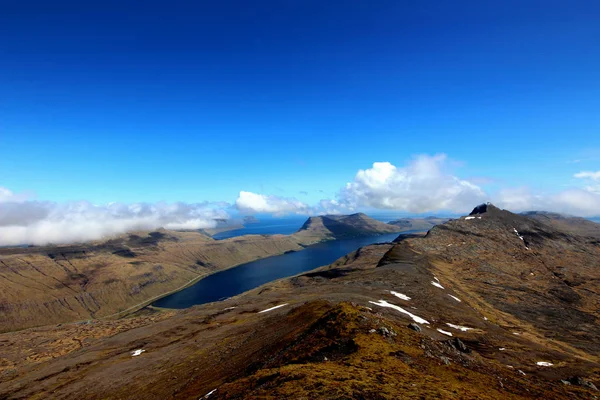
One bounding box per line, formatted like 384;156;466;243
1;204;598;398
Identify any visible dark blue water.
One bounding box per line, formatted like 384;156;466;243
153;232;406;309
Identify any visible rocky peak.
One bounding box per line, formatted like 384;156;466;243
468;202;502;216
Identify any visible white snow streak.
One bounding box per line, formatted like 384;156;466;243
369;300;430;324
437;328;453;337
448;294;461;302
258;303;288;313
131;349;145;357
431;281;445;289
390;291;411;301
513;227;529;249
202;388;217;398
446;323;473;332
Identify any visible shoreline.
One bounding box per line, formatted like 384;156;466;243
146;230;423;313
0;220;417;332
101;234;332;319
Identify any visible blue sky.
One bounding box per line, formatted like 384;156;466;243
1;1;599;244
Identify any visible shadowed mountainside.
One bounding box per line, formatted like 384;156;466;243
1;204;598;399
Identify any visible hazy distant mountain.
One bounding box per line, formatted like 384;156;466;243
243;216;259;224
521;210;600;239
388;216;451;232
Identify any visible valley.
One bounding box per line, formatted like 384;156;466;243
0;214;414;332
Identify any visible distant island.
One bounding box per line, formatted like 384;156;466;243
388;216;451;232
243;215;259;224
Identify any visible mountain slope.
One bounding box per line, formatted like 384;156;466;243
522;210;600;239
1;204;599;398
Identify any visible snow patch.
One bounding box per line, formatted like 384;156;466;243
202;388;217;398
513;227;529;249
437;328;453;337
390;291;411;301
448;294;461;302
258;303;288;313
536;361;553;367
499;347;506;351
431;281;444;289
131;349;145;357
465;216;476;220
369;300;429;324
446;323;473;332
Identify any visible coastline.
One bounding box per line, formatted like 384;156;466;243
146;230;424;313
102;234;332;319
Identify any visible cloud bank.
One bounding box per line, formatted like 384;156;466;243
3;156;600;246
339;155;487;213
574;171;600;180
0;187;228;246
235;191;310;215
235;157;600;218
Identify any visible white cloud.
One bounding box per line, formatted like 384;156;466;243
574;171;600;180
495;186;600;217
235;191;311;215
574;170;600;194
0;187;31;203
338;155;488;213
0;187;228;246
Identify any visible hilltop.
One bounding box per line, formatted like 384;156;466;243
294;213;403;241
1;204;598;398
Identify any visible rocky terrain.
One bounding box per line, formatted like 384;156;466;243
0;214;402;332
0;204;598;399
